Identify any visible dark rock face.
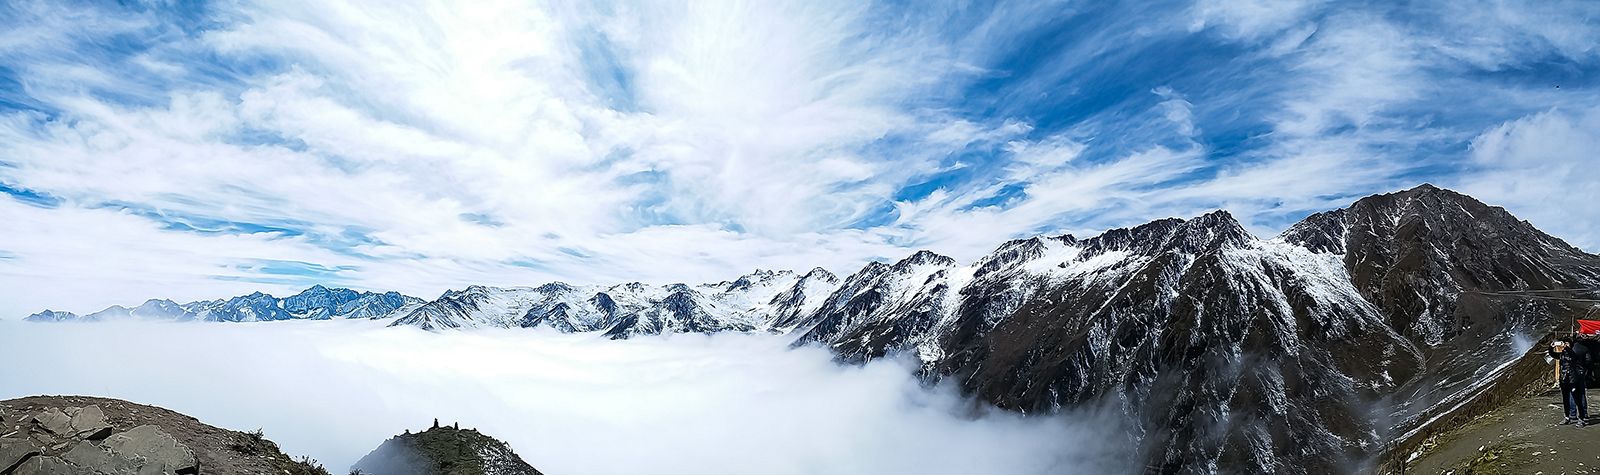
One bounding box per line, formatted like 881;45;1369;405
0;396;328;475
352;423;542;475
589;293;617;318
1284;184;1600;345
792;251;960;361
0;439;41;474
798;185;1600;474
283;285;361;317
1280;185;1600;460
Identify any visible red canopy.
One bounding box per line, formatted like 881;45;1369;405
1579;319;1600;335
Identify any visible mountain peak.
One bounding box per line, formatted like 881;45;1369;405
445;285;493;298
1374;182;1476;206
1280;208;1349;253
895;250;956;268
1170;209;1253;249
1192;208;1235;223
24;309;78;322
973;236;1051;278
535;282;574;293
802;267;836;280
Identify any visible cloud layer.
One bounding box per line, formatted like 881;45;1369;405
1;0;1597;315
0;320;1132;474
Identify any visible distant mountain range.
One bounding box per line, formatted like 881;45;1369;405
27;285;423;322
387;267;842;338
22;184;1600;474
26;269;843;339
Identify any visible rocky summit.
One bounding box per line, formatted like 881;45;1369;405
352;421;542;475
0;396;329;475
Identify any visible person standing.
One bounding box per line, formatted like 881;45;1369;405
1550;337;1593;426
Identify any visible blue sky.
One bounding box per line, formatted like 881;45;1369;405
1;0;1598;315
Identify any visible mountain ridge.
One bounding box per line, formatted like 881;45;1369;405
19;184;1600;474
26;286;426;323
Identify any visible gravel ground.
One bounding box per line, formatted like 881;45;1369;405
1407;387;1600;474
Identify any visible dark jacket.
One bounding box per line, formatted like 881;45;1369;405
1551;341;1593;384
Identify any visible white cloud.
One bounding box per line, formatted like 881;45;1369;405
1;0;1597;317
0;320;1134;474
1188;0;1324;42
0;0;1014;317
1152;86;1197;139
882;142;1207;257
1457;105;1600;251
1420;0;1600;70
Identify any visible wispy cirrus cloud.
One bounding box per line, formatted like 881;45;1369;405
1;0;1597;316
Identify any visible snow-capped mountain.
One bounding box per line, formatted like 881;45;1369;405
26;285;425;322
18;184;1600;473
795;185;1600;473
388;269;842;338
765;267;841;333
797;209;1415;473
23;309;78;322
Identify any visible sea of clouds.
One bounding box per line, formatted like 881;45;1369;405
0;320;1133;474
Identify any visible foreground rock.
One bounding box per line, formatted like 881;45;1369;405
353;421;542;475
0;395;329;475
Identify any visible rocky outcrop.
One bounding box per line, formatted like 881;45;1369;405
0;396;329;475
352;421;542;475
1;404;196;475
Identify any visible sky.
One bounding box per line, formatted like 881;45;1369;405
0;320;1134;474
1;0;1598;316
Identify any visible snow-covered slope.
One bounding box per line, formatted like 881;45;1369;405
765;268;842;333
